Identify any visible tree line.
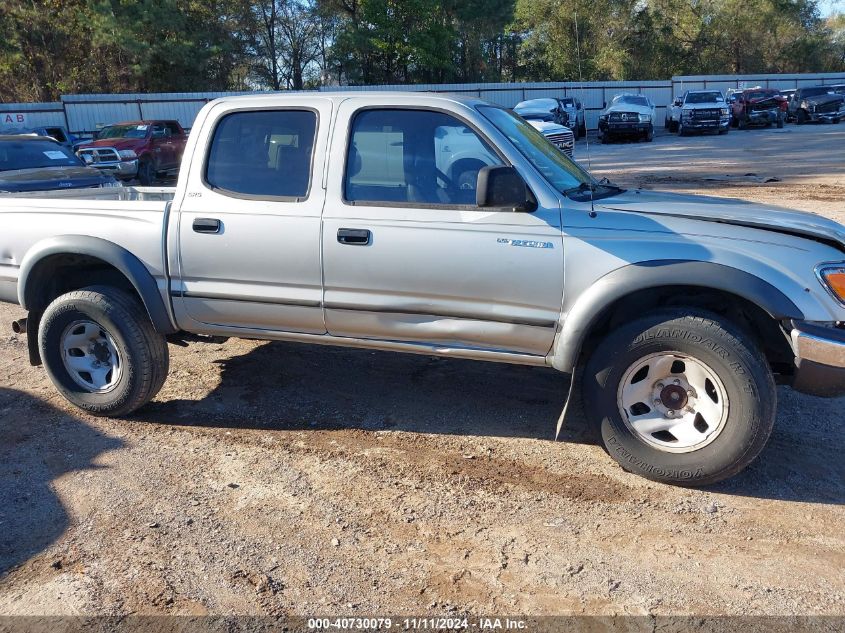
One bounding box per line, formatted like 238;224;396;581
1;0;843;102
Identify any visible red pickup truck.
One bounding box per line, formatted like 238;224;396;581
75;120;188;185
730;89;787;129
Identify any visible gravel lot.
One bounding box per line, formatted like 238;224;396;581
1;123;843;620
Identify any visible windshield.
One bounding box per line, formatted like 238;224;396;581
615;95;649;107
801;87;833;98
686;92;723;104
746;90;776;100
97;124;149;139
479;106;594;193
514;99;557;112
0;139;81;172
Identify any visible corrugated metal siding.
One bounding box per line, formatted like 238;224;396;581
5;72;844;134
0;102;66;129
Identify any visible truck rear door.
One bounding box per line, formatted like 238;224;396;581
173;98;332;335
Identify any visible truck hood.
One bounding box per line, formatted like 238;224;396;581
596;189;845;252
802;93;843;106
527;120;571;135
77;137;146;151
0;165;114;192
604;103;653;116
682;103;727;110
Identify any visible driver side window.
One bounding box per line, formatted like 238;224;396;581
344;109;503;207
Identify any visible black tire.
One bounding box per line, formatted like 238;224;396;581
796;109;808;125
669;120;679;133
582;309;776;486
776;115;784;129
138;159;155;186
678;122;689;136
579;122;587;138
644;125;654;142
38;285;169;417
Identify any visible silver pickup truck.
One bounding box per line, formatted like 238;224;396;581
2;92;844;486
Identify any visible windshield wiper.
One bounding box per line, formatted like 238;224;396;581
563;179;625;199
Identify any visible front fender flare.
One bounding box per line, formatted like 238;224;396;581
18;235;177;334
549;260;804;373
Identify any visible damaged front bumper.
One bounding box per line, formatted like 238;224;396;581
790;321;845;397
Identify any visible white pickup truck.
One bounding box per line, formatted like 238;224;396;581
2;92;845;486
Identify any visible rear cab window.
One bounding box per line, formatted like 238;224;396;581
205;109;317;200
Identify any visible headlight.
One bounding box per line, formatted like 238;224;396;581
720;108;729;116
118;149;137;160
817;264;845;305
638;114;651;122
599;114;608;121
681;109;693;119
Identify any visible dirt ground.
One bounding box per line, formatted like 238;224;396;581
0;124;843;620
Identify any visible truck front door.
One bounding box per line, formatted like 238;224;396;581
321;102;564;358
173;98;332;335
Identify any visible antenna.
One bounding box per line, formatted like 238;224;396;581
573;10;591;172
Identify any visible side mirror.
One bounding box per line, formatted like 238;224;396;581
476;166;534;212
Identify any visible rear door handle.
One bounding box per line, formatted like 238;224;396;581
193;218;221;234
337;228;371;245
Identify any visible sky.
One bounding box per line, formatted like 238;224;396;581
819;0;843;16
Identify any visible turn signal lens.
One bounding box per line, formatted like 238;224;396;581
819;266;845;304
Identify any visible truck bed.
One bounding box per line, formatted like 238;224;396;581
0;186;173;307
0;185;176;202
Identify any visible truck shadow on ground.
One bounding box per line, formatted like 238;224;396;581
140;340;592;443
0;387;122;578
139;341;845;505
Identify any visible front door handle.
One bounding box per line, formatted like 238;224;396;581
337;228;371;245
193;218;221;234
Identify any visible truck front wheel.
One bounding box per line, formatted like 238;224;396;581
582;309;776;486
137;159;155;186
38;285;169;417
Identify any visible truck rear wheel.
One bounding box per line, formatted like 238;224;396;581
582;309;776;486
38;285;169;417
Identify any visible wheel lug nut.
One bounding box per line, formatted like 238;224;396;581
673;379;681;385
667;410;675;417
656;383;664;389
653;399;661;406
687;389;694;397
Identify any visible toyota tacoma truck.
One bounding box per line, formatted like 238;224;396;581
76;120;188;185
2;93;845;486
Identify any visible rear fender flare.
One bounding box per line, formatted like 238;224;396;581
18;235;176;334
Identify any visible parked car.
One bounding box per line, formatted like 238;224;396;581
514;97;586;139
514;99;575;158
666;90;730;135
0;125;78;150
788;86;844;124
3;93;845;487
526;121;575;157
730;88;787;129
75;120;188;185
597;93;657;143
0;135;120;193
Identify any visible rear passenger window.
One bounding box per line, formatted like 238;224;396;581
206;110;316;199
345;109;502;206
